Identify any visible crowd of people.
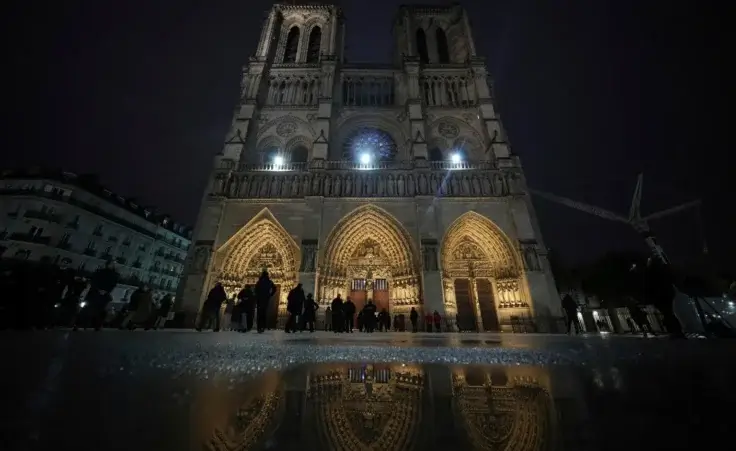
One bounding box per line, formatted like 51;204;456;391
0;257;175;331
195;270;449;334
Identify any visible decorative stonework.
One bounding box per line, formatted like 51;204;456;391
215;209;300;307
451;368;554;451
318;205;420;312
214;168;518;199
437;121;460;139
276;120;298;137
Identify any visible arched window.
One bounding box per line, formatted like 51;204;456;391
262;146;280;164
416;28;429;64
428;147;444;162
436;28;450;63
342;128;398;162
283;27;300;63
291;146;309;163
306;27;322;63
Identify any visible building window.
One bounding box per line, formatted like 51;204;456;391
436;28;450;63
283;27;300;63
416;28;429;63
291;146;309;163
306;26;321;63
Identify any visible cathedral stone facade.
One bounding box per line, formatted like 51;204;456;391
177;3;561;332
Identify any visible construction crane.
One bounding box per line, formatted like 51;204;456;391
528;173;706;265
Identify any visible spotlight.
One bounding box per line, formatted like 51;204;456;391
359;153;371;164
79;301;87;308
273;155;284;166
450;153;462;164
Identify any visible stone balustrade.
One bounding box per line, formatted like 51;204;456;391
212;160;524;199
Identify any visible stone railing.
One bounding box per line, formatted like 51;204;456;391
214;160;523;199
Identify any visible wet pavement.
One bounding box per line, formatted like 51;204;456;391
2;330;735;450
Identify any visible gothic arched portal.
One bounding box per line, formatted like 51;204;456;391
308;364;424;451
215;208;300;324
452;367;555;451
319;205;421;315
440;212;530;332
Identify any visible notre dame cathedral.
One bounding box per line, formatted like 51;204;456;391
176;2;561;332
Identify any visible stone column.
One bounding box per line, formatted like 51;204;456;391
258;10;278;59
311;58;336;162
420;239;442;316
299;239;318;297
470;276;483;332
471;57;510;160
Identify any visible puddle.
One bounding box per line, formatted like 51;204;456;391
7;360;734;450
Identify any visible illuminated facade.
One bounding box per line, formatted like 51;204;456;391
206;364;560;450
178;3;560;331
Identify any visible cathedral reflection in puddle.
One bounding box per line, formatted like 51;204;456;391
205;364;561;451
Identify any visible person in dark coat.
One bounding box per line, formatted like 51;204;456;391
254;271;276;333
285;283;306;333
625;296;655;337
343;297;356;333
424;312;433;332
75;261;119;331
197;282;226;332
644;258;684;338
377;309;389;331
433;310;442;332
562;294;581;334
154;294;173;329
363;300;377;333
302;293;319;332
331;294;344;333
237;285;255;332
409;307;419;333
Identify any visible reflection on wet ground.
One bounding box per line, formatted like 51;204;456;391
2;331;735;450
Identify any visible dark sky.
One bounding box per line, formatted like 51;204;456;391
4;0;732;272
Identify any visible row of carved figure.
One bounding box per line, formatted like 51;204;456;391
212;170;525;199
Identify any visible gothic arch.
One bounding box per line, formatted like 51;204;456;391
416;28;429;63
285;135;312;162
258;114;317;140
333;113;409;160
256;135;283;164
440;212;528;331
216;208;300;301
428;116;485;158
321;205;417;275
440;211;521;279
318;205;421;312
283;26;300;63
452;369;555;451
436;27;450;63
308;364;424;451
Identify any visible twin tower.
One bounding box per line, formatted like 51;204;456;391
177;3;561;333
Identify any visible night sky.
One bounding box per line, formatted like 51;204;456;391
5;1;731;273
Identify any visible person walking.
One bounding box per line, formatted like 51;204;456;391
254;271;276;333
562;293;582;334
197;282;226;332
285;283;305;333
409;307;419;333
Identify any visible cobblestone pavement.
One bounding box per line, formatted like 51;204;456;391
2;329;734;451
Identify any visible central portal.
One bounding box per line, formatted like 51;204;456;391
319;205;422;316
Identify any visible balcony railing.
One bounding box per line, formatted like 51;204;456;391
8;233;52;245
235;160;496;173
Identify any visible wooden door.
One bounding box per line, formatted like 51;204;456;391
373;279;390;314
476;279;500;332
454;278;477;332
267;285;280;329
349;279;367;313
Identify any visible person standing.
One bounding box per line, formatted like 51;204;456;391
363;300;377;333
154;293;173;329
302;293;319;332
222;295;235;331
237;285;255;332
126;284;154;331
433;310;442;332
197;282;226;332
409;307;419;333
285;283;305;333
331;294;344;333
254;271;276;333
324;306;332;331
343;297;356;333
75;261;119;331
562;293;581;334
424;312;433;332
